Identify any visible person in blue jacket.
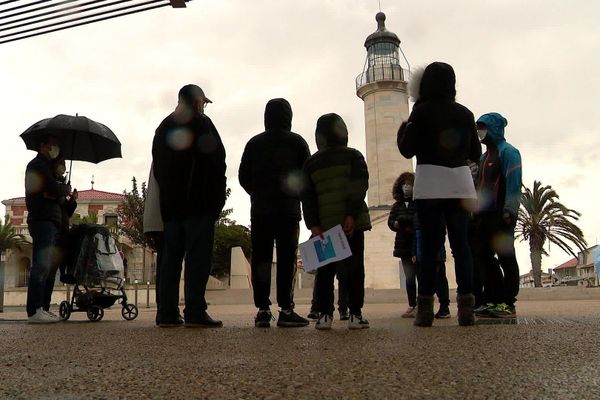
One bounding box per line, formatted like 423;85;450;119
472;112;522;318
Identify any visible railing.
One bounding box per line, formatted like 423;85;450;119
16;271;29;288
356;64;409;90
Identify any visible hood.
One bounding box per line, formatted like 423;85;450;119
264;98;292;131
477;112;508;145
410;62;456;102
315;113;348;150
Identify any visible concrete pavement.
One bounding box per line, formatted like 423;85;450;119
1;290;600;399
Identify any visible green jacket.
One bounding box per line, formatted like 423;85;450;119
301;113;371;232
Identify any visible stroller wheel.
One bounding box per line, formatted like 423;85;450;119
121;304;139;321
87;306;104;322
59;301;71;321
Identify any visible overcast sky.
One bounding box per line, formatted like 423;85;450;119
1;0;599;274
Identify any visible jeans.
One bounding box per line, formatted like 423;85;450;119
472;212;519;306
315;231;365;316
158;215;215;323
310;264;349;314
416;199;474;296
400;257;418;307
250;216;299;310
27;221;60;316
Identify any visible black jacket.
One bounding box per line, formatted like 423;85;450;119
25;154;70;227
152;109;227;222
238;99;310;219
388;199;418;259
398;62;481;168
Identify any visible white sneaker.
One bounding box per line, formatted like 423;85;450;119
28;308;60;324
44;310;61;322
349;314;370;330
315;314;333;330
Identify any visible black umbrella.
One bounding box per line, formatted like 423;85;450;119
20;114;122;181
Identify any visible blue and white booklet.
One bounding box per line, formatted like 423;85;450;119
299;224;352;272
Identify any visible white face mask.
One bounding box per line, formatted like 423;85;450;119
402;184;413;198
48;145;60;159
477;129;487;141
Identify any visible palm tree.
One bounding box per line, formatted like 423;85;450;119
0;215;29;255
516;181;587;287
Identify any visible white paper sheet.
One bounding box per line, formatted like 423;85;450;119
299;225;353;272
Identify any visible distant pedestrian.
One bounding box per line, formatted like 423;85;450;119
302;113;371;330
388;172;419;318
397;62;482;327
24;136;71;323
472;112;522;318
238;98;310;328
152;84;226;328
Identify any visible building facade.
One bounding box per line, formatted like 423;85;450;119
553;245;599;287
1;187;155;290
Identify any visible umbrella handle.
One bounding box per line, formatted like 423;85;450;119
67;159;73;185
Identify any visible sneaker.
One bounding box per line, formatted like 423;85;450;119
277;309;310;328
307;310;320;320
28;308;60;324
490;303;516;318
255;310;273;328
339;310;350;321
315;314;333;330
474;303;496;318
348;314;370;330
401;306;417;318
434;307;451;319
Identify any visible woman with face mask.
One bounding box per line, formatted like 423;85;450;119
388;172;419;317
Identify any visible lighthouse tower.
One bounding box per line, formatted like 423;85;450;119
356;12;412;289
356;12;412;208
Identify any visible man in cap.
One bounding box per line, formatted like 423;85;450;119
152;84;226;328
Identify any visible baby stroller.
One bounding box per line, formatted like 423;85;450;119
59;224;138;322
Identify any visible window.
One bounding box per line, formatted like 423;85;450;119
104;215;118;228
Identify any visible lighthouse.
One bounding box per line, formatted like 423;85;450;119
355;12;412;289
356;12;412;208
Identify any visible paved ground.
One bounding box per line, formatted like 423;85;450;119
1;295;600;399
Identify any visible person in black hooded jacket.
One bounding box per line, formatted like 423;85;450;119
398;62;481;327
152;84;226;328
238;98;311;328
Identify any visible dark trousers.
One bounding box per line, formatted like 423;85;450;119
315;231;365;316
250;215;299;310
416;199;474;296
310;265;349;313
158;215;215;323
436;261;450;308
400;257;418;307
151;232;166;322
27;221;60;316
401;258;449;307
472;212;519;307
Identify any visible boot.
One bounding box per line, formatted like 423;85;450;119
457;293;476;326
414;295;434;327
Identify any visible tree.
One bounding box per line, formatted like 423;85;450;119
212;188;252;278
516;181;587;287
117;177;148;248
0;215;29;255
0;216;29;312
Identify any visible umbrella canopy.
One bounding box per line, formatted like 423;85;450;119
20;114;121;163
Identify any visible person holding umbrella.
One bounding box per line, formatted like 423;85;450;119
24;135;71;323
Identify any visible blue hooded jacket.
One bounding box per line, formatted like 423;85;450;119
476;112;522;216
